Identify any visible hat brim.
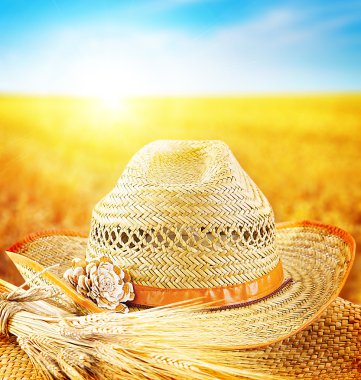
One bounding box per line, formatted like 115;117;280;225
0;334;38;379
6;220;355;350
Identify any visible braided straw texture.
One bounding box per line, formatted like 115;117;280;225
0;334;39;380
233;297;361;379
87;140;278;288
1;297;359;379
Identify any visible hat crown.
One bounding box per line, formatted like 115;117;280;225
122;140;237;186
87;140;279;289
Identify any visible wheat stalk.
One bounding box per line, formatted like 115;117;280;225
0;279;282;380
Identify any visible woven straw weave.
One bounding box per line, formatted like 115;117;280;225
87;140;278;288
0;334;39;380
234;297;361;379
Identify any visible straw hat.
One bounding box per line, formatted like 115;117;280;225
1;140;359;378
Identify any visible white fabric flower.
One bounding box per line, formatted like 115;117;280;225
63;256;134;313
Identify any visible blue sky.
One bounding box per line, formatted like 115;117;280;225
0;0;360;95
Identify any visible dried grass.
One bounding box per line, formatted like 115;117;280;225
0;279;282;380
1;95;361;303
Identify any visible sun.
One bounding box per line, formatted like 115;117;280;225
99;94;124;111
91;92;131;126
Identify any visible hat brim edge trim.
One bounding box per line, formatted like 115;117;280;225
5;250;103;314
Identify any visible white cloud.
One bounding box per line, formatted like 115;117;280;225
0;5;360;95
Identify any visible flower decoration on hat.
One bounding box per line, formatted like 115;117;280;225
63;256;135;313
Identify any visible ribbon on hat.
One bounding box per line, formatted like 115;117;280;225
130;260;285;308
8;250;287;312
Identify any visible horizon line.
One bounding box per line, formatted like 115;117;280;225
1;90;361;99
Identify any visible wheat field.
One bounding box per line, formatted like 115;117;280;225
0;94;360;302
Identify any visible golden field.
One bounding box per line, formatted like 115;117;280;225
0;94;360;302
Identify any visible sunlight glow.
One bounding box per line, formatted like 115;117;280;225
99;94;125;111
